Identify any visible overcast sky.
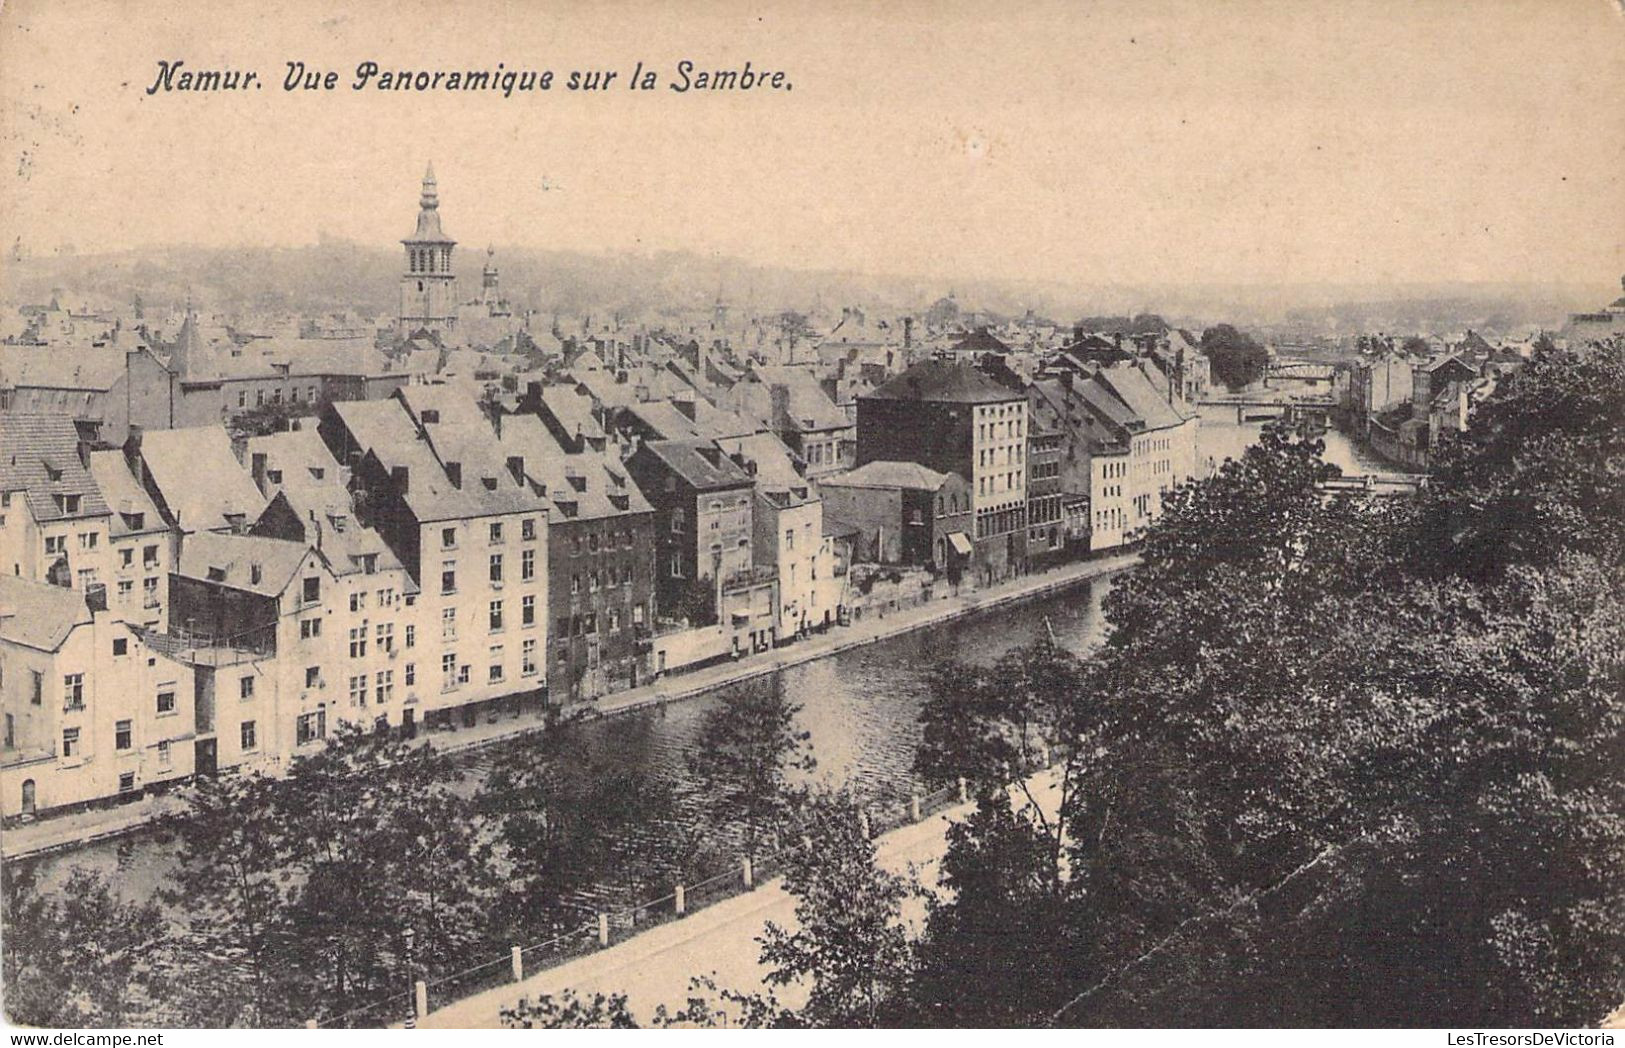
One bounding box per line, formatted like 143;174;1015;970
2;0;1621;289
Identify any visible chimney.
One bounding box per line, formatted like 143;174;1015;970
506;455;526;485
768;384;792;431
250;452;268;494
903;316;914;349
445;461;462;489
391;464;409;494
308;509;323;553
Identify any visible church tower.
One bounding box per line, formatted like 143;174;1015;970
399;163;457;337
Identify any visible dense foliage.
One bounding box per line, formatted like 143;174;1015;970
900;337;1625;1027
1199;323;1270;390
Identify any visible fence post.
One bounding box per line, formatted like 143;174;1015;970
957;776;969;803
414;980;427;1022
675;883;686;915
511;945;523;982
597;912;610;947
742;856;754;888
858;808;872;839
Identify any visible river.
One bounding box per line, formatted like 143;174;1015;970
22;417;1399;903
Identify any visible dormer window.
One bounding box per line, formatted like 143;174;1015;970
421;409;440;424
43;461;62;482
328;514;347;533
482;476;498;491
207;566;227;582
267;470;283;485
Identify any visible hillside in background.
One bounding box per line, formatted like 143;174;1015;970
1;239;1605;337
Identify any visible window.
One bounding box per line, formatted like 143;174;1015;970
157;740;172;767
489;553;503;584
404;662;416;687
521;638;537;676
350;592;365;612
609;609;620;632
62;727;80;757
63;674;84;711
589;533;600;553
79;532;98;550
589;572;599;592
142;576;160;609
442;527;457;549
119;772;136;794
115;720;132;750
488;646;504;683
375;670;394;704
303;576;321;603
405;624;415;648
671;509;685;534
785;528;795;550
522;594;536;627
349;674;367;705
633;603;645;626
44;535;64;555
156;688;176;715
521;518;536;541
240;675;254;700
573;535;583;555
240;721;257;751
376;622;394;652
489;600;504;632
31;671;42;706
442;653;457;689
118;579;133;601
521;548;535;581
441;562;456;595
441;607;457;641
571;574;580;594
299;711;326;744
348;627;367;658
489;522;504;544
301;617;322;639
378;587;395;607
305;666;321;689
671;560;684;578
113;637;128;656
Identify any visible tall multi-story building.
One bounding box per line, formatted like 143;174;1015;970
497;412;657;702
0;413;114;594
626;438;775;650
856;359;1029;582
319;394;551;719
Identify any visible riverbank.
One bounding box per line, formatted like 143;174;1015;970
2;552;1137;861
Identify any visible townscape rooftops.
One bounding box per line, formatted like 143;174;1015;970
538;385;606;442
139;426;266;532
86;450;164;537
1096;362;1192;430
177;530;315;598
946;328;1014;356
498;413;653;521
0;345;130;393
820;459;957;492
867;359;1021;405
0;573;91;653
640;438;755;491
0;413;110;525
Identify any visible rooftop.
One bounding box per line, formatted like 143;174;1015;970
0;574;90;652
0;413;110;525
867;359;1021;405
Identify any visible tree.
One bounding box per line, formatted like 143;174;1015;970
1;865;170;1027
757;794;912;1027
1199;324;1268;390
162;769;295;1026
689;677;815;861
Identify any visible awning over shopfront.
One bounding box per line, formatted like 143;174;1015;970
947;531;973;557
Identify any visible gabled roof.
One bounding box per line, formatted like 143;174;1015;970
0;346;126;392
139;426;265;532
538;385;605;442
0;413;110;524
866;359;1020;405
1095;362;1192;430
177;531;316;598
820;460;956;491
636;439;754;492
498;414;652;522
86;450;164;537
0;574;90;652
946;328;1013;356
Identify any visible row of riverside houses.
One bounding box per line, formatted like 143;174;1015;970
0;366;856;821
834;353;1202;586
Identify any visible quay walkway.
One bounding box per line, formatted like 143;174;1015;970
3;552;1137;861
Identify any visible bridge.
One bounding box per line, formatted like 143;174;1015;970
1197;392;1336;426
1319;473;1426;497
